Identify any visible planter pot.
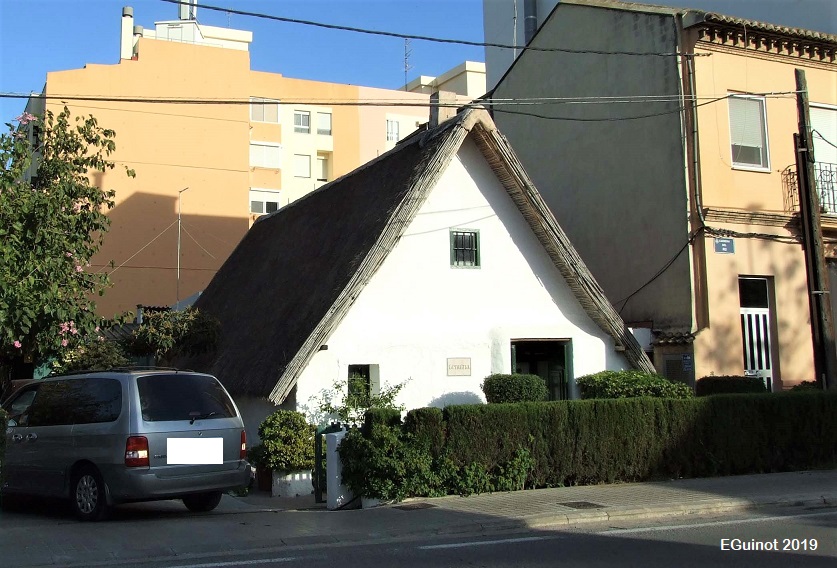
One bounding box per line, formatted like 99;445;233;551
256;467;272;492
271;469;313;498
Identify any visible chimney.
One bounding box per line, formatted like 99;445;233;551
524;0;538;44
179;0;198;20
430;91;457;128
120;7;134;60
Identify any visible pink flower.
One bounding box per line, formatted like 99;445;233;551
76;265;83;272
94;326;100;333
15;112;37;125
65;251;73;258
61;339;69;347
60;322;70;334
13;340;21;349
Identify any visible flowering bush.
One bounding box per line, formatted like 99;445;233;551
0;107;134;381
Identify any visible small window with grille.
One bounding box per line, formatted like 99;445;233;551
450;229;480;268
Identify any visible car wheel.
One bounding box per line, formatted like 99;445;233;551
71;465;108;521
183;491;223;513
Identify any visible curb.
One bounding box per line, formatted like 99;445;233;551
518;495;837;530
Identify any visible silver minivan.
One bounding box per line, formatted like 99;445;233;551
1;369;251;520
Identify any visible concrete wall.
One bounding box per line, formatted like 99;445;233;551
490;3;694;331
292;137;630;419
483;0;837;90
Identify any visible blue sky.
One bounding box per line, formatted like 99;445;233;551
0;0;486;123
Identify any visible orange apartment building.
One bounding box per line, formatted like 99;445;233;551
488;0;836;388
23;6;483;318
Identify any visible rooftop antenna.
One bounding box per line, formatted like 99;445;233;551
403;38;413;90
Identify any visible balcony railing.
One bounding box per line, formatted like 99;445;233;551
782;162;837;215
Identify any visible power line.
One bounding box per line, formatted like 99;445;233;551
159;0;707;58
3;91;798;124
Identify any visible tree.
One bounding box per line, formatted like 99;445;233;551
127;308;220;366
0;107;134;383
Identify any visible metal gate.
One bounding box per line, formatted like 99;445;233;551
740;307;773;391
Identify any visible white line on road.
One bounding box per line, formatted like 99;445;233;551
418;536;560;550
601;510;837;535
166;557;300;568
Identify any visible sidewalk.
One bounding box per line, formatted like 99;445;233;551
236;469;837;533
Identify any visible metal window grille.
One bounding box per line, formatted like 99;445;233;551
451;230;479;267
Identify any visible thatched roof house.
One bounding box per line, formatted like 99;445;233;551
180;108;653;418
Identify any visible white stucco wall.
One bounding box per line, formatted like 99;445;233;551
294;137;629;417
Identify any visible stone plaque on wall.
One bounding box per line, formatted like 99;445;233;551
447;358;471;376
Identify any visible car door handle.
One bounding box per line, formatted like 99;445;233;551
12;434;23;442
26;433;38;441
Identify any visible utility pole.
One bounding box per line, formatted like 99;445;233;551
176;187;189;307
794;69;836;390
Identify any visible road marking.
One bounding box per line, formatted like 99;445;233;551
601;510;837;535
418;536;559;550
167;557;300;568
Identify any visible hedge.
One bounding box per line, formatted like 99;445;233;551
577;370;693;399
339;392;837;499
696;375;767;396
482;374;548;403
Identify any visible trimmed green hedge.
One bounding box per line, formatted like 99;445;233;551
577;370;693;399
482;374;548;403
695;375;767;396
339;392;837;499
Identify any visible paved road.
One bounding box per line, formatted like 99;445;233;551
90;509;837;568
2;497;834;567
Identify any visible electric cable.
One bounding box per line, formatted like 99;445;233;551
159;0;707;58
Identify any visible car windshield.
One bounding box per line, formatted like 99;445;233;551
137;374;236;422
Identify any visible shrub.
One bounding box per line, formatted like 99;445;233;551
257;410;315;472
577;370;693;399
695;375;767;396
51;337;131;374
482;373;548;403
790;381;819;391
339;391;837;500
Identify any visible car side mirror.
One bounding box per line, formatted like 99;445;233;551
7;418;17;428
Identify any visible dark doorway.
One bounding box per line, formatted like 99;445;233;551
511;340;571;400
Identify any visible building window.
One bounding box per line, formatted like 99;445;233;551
249;189;281;215
316;154;329;182
450;229;480;268
250;97;280;123
249;142;282;169
317;112;332;135
386;119;399;142
294;111;310;134
294;154;311;178
347;364;380;406
728;95;769;170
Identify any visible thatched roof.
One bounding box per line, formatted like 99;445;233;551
179;108;654;402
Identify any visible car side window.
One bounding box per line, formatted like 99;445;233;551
25;379;123;427
5;387;38;427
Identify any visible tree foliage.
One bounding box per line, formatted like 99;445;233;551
0;107;134;370
128;308;220;365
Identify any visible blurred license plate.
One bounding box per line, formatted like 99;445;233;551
167;438;223;464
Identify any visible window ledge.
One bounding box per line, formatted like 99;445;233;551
731;165;771;173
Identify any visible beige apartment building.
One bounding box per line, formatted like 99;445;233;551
24;6;483;318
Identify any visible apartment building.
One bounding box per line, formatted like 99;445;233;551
485;0;836;387
24;6;482;317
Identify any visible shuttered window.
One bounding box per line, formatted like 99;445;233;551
249;142;282;169
729;95;769;169
811;105;837;165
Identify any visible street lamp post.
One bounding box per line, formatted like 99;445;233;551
177;187;189;307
